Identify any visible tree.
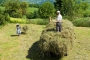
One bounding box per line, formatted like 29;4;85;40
0;14;5;25
38;2;55;18
54;0;77;20
20;2;29;15
4;0;20;17
4;0;29;18
54;0;62;11
54;0;90;20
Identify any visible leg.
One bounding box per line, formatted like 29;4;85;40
56;22;59;32
59;23;62;32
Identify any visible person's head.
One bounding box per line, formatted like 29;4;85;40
16;23;19;27
57;11;60;15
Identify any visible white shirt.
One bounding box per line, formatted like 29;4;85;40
56;14;62;22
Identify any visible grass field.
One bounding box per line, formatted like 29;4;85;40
0;24;90;60
0;6;38;13
0;6;5;11
26;7;38;13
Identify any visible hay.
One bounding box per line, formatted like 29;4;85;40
38;20;76;57
21;25;28;34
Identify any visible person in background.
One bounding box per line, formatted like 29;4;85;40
55;11;62;32
16;23;21;35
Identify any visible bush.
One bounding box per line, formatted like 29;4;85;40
11;11;22;18
38;2;55;18
26;10;40;19
5;13;10;22
33;11;40;18
83;10;90;17
0;13;10;25
26;12;34;19
0;14;5;25
73;17;90;27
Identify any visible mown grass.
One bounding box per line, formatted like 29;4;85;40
0;23;90;60
62;27;90;60
0;23;45;60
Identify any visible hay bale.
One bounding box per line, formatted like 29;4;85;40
38;20;76;57
21;25;28;34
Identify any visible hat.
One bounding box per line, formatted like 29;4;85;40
16;23;19;25
57;11;60;13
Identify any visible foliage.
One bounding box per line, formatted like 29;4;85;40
0;12;10;25
26;10;40;19
74;2;90;18
38;2;55;18
0;14;5;25
54;0;62;11
83;9;90;17
26;12;34;19
73;17;90;27
4;1;29;18
20;2;29;15
54;0;90;20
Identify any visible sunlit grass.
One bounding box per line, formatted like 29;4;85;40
10;17;28;23
0;23;90;60
26;7;38;13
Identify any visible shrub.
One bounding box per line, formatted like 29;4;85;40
38;2;55;18
73;17;90;27
33;10;40;18
5;13;10;22
83;10;90;17
11;11;22;18
0;14;5;25
26;12;34;19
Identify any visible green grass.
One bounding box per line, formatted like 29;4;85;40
0;6;5;11
10;17;28;23
0;23;90;60
73;17;90;27
26;7;38;13
29;18;49;25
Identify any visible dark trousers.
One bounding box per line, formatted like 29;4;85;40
56;22;61;32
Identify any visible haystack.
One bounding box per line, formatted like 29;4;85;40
21;25;28;34
38;20;76;57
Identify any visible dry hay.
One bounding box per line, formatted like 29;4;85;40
21;25;28;34
38;20;76;57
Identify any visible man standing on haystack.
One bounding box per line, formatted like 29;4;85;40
55;11;62;32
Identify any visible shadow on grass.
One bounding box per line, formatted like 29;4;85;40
26;41;61;60
10;32;26;37
10;35;19;36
